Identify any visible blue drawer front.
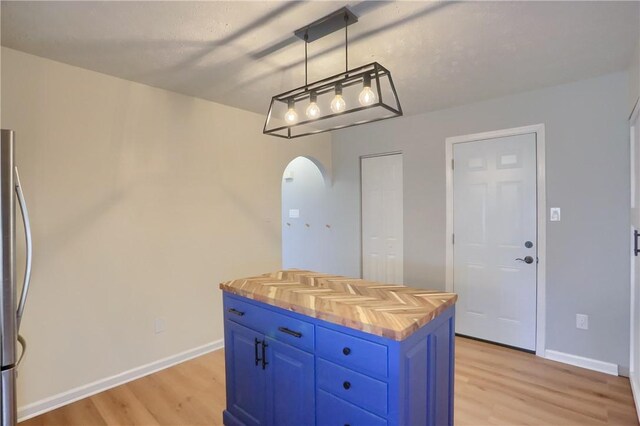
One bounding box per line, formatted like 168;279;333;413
317;358;387;416
224;296;268;330
266;312;314;353
224;295;314;352
317;389;387;426
316;326;388;377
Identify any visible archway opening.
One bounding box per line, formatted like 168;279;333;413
281;156;330;271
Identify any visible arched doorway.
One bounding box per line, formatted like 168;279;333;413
281;156;329;271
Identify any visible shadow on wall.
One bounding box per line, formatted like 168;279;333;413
281;156;333;272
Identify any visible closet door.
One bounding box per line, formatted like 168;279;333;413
361;154;403;284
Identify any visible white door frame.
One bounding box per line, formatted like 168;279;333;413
445;124;547;356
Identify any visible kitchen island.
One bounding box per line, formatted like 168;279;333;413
220;270;457;426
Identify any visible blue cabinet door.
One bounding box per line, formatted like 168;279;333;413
264;337;315;426
225;320;266;426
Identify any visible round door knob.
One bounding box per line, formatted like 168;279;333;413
342;347;351;355
343;381;351;390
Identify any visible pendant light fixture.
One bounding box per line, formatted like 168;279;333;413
263;7;402;139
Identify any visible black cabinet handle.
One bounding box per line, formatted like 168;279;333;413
278;327;303;338
254;338;261;366
342;347;351;355
228;308;245;317
261;341;268;370
343;381;351;390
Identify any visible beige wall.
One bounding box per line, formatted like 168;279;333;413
630;33;640;115
630;8;640;115
0;47;332;409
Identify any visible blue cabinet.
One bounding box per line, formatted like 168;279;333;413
224;321;266;426
265;338;314;426
222;292;455;426
223;296;315;426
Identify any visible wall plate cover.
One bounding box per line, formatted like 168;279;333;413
550;207;561;222
289;209;300;218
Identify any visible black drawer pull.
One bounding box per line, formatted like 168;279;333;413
343;381;351;390
278;327;302;338
228;308;245;317
342;347;351;355
254;338;261;366
261;341;268;370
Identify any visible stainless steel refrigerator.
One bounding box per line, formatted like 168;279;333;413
0;130;33;426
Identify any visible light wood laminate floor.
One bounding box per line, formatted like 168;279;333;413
21;337;639;425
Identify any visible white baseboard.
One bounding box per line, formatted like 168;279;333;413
544;349;619;376
630;371;640;423
17;339;224;422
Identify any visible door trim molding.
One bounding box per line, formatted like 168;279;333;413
445;124;546;357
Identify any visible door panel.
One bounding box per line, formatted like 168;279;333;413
453;133;537;350
362;154;403;284
631;115;640;384
225;321;266;426
264;337;314;426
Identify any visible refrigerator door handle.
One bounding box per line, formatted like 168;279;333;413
16;335;26;367
14;166;32;332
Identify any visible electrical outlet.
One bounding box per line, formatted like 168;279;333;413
576;314;589;330
154;318;166;334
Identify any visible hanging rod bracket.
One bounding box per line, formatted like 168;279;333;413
294;7;358;43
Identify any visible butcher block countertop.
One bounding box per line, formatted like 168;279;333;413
219;270;457;341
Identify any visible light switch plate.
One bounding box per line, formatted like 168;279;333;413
576;314;588;330
550;207;561;222
154;318;166;334
289;209;300;218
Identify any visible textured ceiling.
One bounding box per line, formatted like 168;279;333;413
1;1;638;116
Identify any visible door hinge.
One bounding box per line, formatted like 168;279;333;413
451;159;455;170
452;233;455;244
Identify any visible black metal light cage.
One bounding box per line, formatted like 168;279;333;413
263;62;402;139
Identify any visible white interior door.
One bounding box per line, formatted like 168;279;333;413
453;133;537;350
630;108;640;395
361;154;403;284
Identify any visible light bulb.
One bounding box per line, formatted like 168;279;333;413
284;99;298;125
330;84;347;114
331;95;347;114
359;86;376;106
306;92;321;119
359;74;376;106
331;95;346;113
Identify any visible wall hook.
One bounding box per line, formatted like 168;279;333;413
305;223;310;228
325;224;331;228
286;222;291;227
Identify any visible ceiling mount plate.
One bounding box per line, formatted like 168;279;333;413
294;7;358;43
